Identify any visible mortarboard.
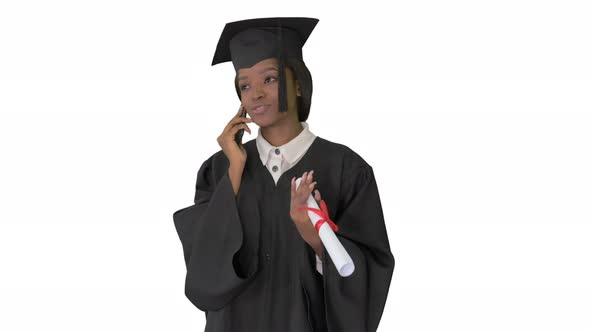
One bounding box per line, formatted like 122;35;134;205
211;17;319;113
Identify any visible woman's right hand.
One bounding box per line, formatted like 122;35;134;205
217;105;253;165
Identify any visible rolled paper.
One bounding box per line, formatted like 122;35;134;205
295;177;355;277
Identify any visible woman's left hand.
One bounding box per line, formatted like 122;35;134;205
290;170;323;255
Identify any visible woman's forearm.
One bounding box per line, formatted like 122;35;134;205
229;162;245;196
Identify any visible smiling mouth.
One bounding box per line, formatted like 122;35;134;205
251;105;270;114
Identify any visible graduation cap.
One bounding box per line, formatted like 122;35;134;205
211;17;319;113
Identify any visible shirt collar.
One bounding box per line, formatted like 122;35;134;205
256;121;316;166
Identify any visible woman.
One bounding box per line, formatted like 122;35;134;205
173;17;394;332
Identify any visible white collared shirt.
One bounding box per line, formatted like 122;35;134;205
256;121;324;276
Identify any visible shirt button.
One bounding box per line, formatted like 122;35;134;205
265;253;271;261
272;165;278;172
274;148;280;155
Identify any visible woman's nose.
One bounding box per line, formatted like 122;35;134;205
252;84;265;99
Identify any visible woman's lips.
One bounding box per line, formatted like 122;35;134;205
251;105;270;115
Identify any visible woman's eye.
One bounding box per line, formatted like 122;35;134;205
241;77;275;91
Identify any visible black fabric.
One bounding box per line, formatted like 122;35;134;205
211;17;318;69
173;136;395;332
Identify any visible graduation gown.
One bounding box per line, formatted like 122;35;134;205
173;136;395;332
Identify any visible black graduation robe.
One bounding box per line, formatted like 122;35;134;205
173;136;395;332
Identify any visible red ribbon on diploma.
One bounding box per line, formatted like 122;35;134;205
298;200;339;234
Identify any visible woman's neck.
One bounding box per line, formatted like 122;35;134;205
261;119;304;147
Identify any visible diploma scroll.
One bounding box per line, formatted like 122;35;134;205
295;178;355;277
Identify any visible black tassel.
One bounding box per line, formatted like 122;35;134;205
279;59;287;113
278;19;288;113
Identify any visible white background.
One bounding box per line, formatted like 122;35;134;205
1;0;589;331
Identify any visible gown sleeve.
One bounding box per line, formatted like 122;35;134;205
173;156;259;312
322;165;395;332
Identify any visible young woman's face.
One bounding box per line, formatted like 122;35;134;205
237;57;301;127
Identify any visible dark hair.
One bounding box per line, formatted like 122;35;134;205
233;58;313;122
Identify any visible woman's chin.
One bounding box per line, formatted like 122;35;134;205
252;116;274;128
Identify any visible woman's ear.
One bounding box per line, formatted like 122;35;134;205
296;80;302;97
